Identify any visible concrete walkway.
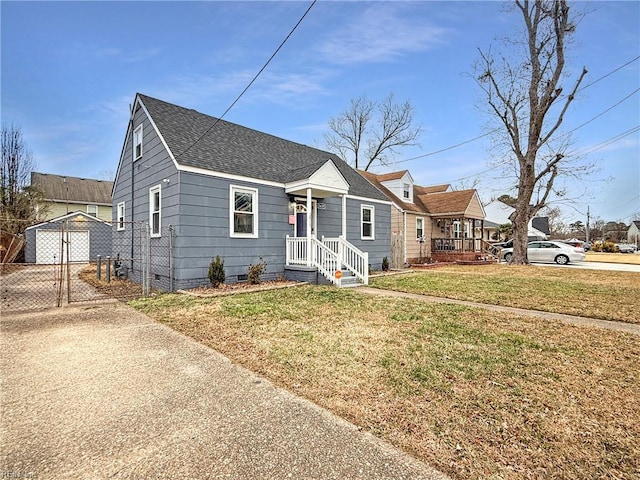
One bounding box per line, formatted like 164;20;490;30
0;301;447;480
356;287;640;335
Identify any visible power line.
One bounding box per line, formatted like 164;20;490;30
385;56;640;168
577;55;640;93
574;125;640;156
175;0;317;159
562;88;640;137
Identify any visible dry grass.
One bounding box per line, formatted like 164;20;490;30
370;265;640;324
131;287;640;480
79;264;142;299
586;252;640;265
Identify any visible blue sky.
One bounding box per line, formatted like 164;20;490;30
2;1;638;225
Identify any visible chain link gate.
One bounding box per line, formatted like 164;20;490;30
1;218;174;312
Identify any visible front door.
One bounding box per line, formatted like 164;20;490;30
294;201;317;237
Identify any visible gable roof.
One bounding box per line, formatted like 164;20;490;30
357;170;482;217
418;189;479;216
375;170;410;182
25;210;112;230
31;172;113;205
136;94;387;202
414;184;450;194
357;170;422;212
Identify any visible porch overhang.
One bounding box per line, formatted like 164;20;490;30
285;159;349;198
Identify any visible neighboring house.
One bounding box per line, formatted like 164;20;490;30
111;94;391;291
358;170;486;266
24;211;112;264
483;200;549;241
31;172;113;222
628;220;640;246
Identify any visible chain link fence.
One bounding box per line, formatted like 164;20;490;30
1;218;173;312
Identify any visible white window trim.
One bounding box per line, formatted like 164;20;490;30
230;185;258;238
416;216;424;239
361;204;375;240
133;124;143;160
149;185;161;238
403;183;411;199
117;202;126;231
87;204;98;216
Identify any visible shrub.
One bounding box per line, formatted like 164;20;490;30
247;257;267;284
208;256;225;288
591;241;619;253
382;256;389;271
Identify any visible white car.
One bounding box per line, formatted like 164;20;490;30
501;241;586;265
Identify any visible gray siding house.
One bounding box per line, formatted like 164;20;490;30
112;94;391;291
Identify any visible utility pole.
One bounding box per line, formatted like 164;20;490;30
585;206;590;243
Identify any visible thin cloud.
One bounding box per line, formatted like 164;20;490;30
316;4;450;65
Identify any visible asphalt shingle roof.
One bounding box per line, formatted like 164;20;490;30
138;94;387;202
357;170;481;218
31;172;113;204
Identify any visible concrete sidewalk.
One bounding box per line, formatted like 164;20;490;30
0;302;447;479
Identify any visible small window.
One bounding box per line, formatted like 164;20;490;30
133;124;143;160
230;185;258;238
453;220;462;239
416;217;424;239
361;205;374;240
403;183;410;199
87;205;98;217
149;185;161;237
117;202;126;231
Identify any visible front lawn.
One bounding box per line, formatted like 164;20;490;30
370;265;640;324
131;286;639;479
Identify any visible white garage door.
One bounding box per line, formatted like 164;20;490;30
35;230;90;264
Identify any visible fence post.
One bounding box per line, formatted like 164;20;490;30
106;256;111;283
97;255;102;280
141;222;151;297
168;225;174;292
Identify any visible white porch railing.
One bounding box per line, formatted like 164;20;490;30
322;236;368;286
285;235;368;286
286;236;308;265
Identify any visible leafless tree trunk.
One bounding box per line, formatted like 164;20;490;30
1;124;42;234
324;93;422;171
475;0;587;264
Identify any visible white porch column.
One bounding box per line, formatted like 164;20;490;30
306;188;312;267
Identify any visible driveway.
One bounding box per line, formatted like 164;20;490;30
0;301;446;479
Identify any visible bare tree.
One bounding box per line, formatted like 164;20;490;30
324;93;422;171
543;206;567;237
1;124;44;234
475;0;588;264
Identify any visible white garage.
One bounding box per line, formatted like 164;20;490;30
25;211;112;265
35;230;90;264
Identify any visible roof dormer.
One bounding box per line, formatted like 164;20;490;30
379;170;414;203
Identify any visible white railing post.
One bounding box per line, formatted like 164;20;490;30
286;235;291;265
363;251;369;285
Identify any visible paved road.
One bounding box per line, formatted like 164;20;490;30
0;302;447;480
